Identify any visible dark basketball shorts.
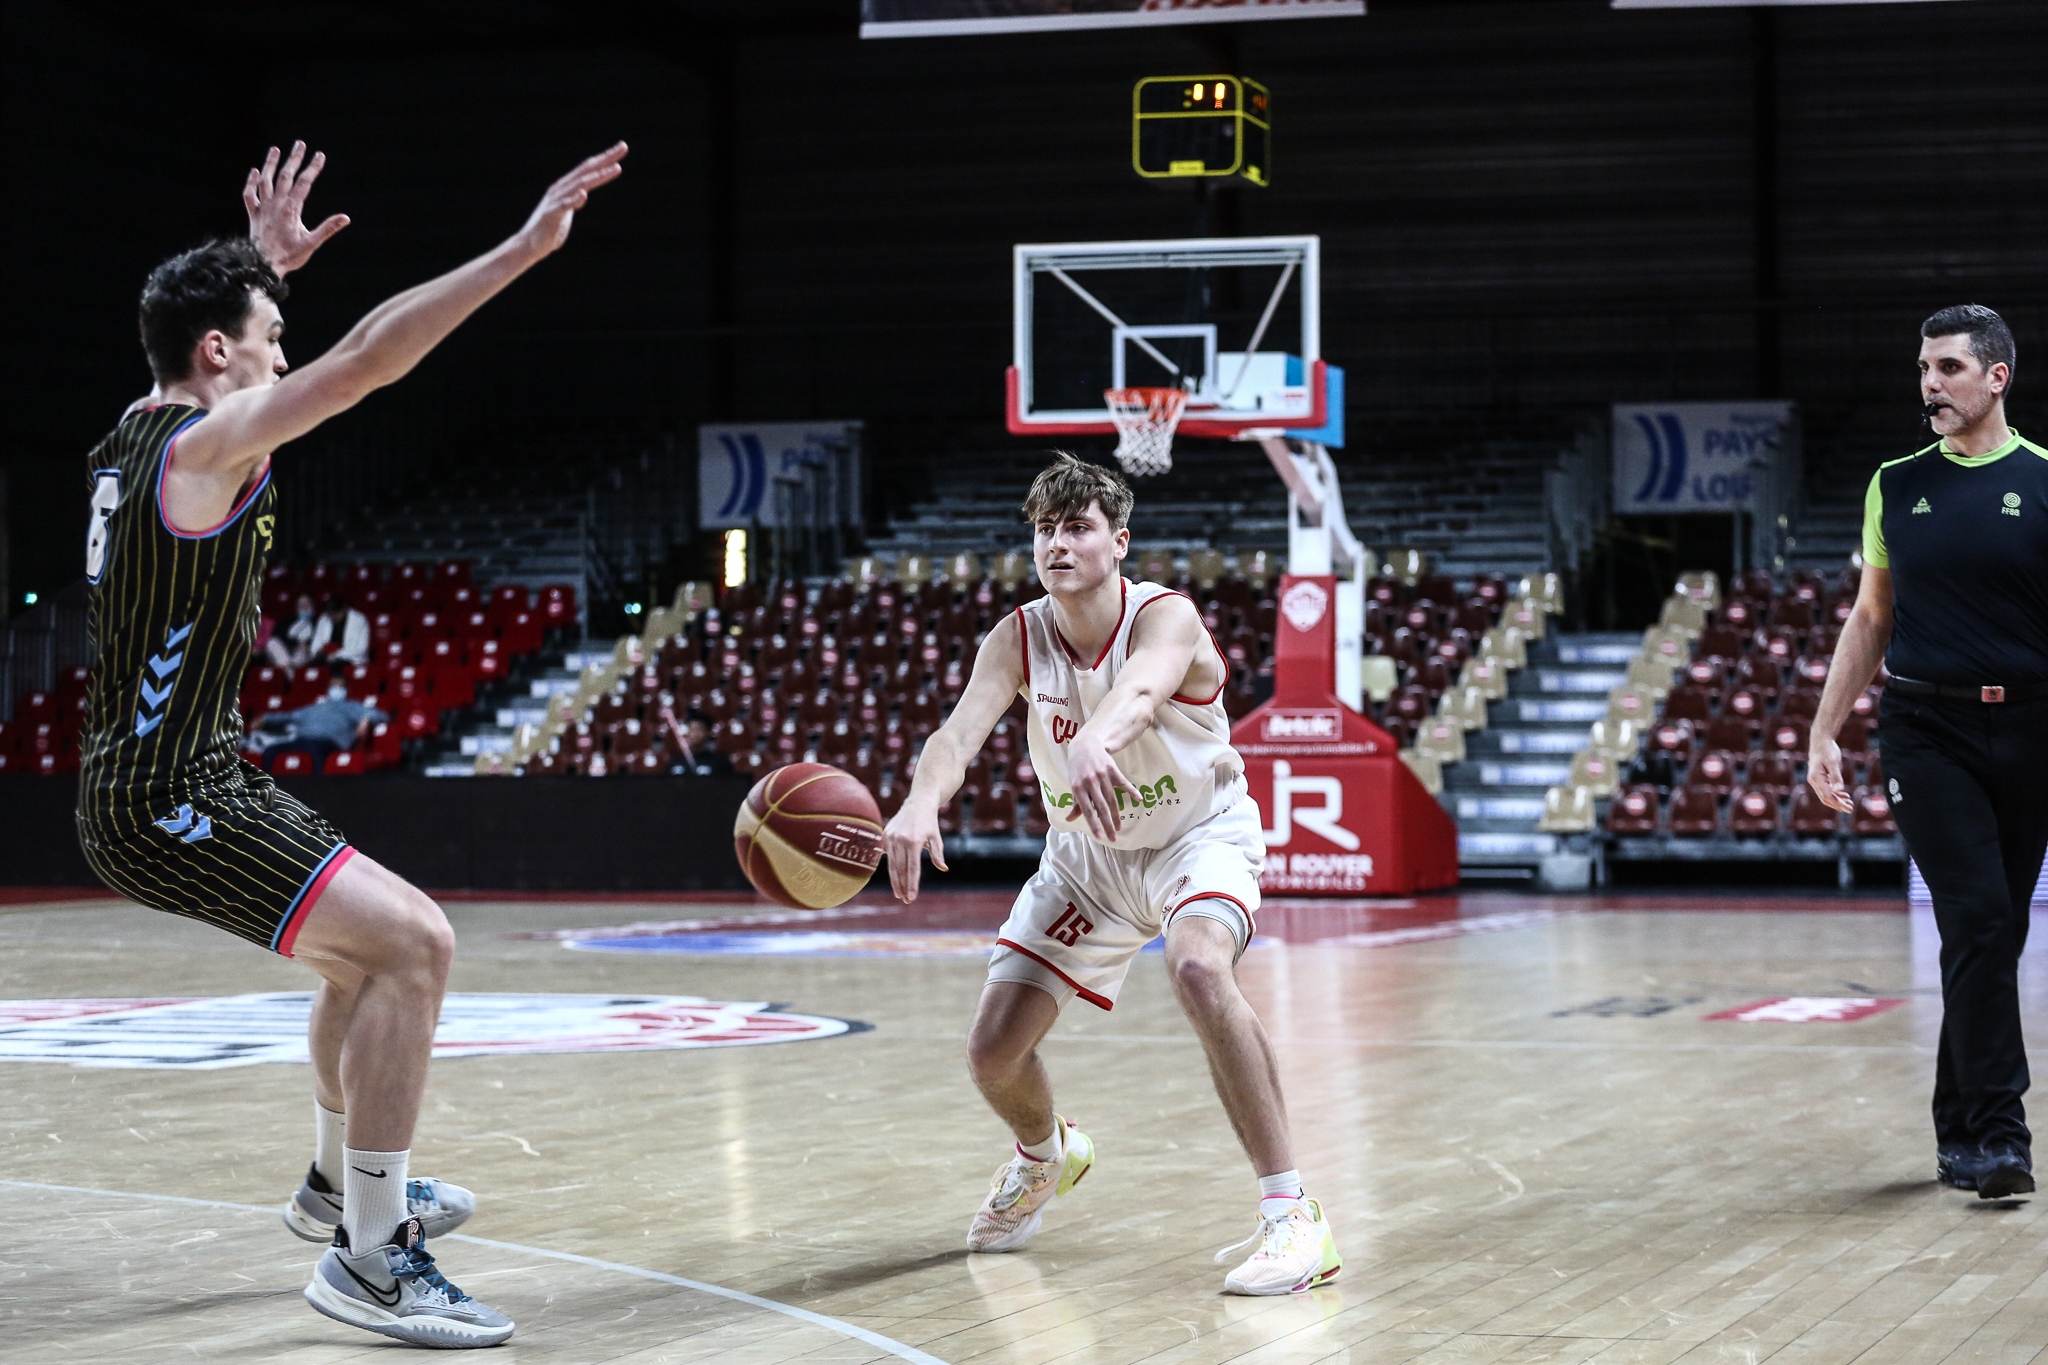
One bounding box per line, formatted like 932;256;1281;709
77;763;356;957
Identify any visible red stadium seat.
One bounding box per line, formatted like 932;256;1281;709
1647;719;1695;762
1788;786;1842;837
1851;785;1897;835
1689;750;1742;797
366;722;402;769
432;663;476;710
1727;786;1780;836
1667;785;1721;836
322;750;368;775
1695;627;1744;662
539;584;577;629
500;610;544;656
1607;785;1660;836
273;750;316;776
1837;715;1875;758
1766;717;1810;753
1682;657;1727;693
1746;752;1798;797
490;583;528;612
1703;714;1758;753
1662;686;1713;724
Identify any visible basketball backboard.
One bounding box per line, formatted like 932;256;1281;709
1006;235;1326;440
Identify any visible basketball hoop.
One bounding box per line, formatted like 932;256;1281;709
1104;386;1187;477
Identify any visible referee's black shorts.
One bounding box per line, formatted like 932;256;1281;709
77;761;356;957
1881;688;2048;1149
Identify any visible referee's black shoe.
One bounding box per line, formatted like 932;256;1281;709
1976;1142;2035;1201
1937;1144;1983;1191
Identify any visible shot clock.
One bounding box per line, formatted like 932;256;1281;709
1132;75;1270;187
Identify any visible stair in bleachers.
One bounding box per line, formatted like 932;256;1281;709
1450;632;1636;877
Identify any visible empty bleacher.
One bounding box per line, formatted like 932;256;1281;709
1534;568;1901;883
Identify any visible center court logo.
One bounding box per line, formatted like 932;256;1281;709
0;993;862;1069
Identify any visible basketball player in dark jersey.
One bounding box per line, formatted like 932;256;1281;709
79;139;625;1348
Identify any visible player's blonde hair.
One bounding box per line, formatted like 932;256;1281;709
1020;451;1134;531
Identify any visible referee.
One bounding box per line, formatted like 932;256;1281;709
1810;304;2042;1200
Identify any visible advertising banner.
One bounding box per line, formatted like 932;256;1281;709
1611;401;1796;513
698;422;861;530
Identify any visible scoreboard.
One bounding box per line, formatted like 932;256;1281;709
1132;75;1271;187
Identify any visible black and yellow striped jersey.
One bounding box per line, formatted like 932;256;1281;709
80;404;275;798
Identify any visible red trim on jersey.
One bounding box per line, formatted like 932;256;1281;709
158;414;272;539
275;845;357;959
1015;606;1030;689
1164;890;1258;936
1055;577;1126;671
996;935;1114;1011
1130;588;1231;705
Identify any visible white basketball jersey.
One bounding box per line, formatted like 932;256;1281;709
1017;579;1245;851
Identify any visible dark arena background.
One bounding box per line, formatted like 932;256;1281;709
2;1;2048;1360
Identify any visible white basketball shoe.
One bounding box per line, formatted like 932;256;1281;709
304;1216;514;1348
283;1163;476;1243
966;1117;1095;1252
1215;1198;1343;1295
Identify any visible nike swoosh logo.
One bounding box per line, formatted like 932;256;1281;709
338;1258;404;1308
351;1166;387;1179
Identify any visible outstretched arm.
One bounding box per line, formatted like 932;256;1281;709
1062;595;1205;842
1808;565;1892;812
246;141;350;276
883;614;1026;903
174;143;627;483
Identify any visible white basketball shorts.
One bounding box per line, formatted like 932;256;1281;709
986;796;1263;1011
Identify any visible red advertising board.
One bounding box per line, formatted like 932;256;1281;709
1230;575;1460;895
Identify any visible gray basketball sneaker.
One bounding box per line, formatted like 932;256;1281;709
283;1164;476;1242
305;1216;514;1348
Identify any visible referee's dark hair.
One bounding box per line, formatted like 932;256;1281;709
1922;303;2017;389
138;238;288;384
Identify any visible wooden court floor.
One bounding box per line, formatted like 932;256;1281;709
0;883;2042;1363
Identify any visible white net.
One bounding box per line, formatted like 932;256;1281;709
1104;386;1187;477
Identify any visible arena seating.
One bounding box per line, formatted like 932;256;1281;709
1536;567;1898;860
479;549;1562;844
0;560;571;777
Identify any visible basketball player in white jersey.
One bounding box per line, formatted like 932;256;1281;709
883;453;1341;1295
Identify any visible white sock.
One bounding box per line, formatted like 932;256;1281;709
1018;1118;1064;1164
342;1147;410;1251
314;1103;346;1189
1259;1169;1306;1211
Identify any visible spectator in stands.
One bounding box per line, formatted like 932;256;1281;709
660;705;733;777
308;594;370;665
266;593;320;667
265;680;387;773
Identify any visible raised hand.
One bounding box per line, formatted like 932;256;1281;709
244;141;350;276
517;143;628;260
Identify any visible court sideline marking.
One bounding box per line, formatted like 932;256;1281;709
0;1178;953;1365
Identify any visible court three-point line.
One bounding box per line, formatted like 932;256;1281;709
0;1178;955;1365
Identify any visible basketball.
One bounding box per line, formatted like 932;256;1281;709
732;762;885;909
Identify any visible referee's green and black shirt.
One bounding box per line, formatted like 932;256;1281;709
1863;429;2048;686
